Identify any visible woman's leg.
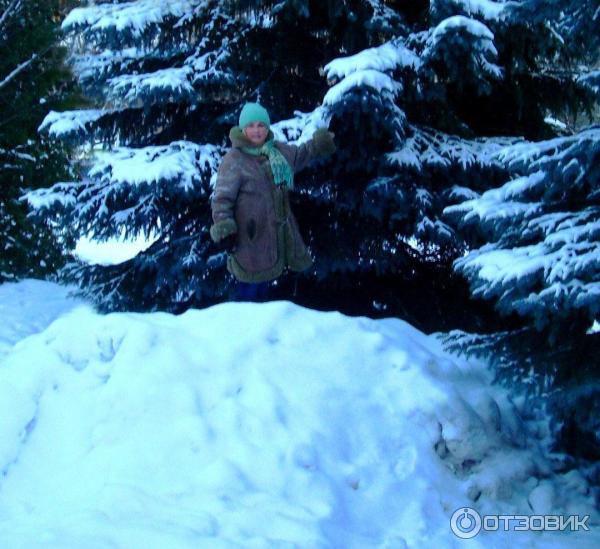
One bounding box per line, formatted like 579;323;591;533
233;281;270;302
233;281;257;301
255;281;270;301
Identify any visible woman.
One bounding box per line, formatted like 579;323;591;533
209;102;336;301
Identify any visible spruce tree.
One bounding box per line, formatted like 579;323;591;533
0;0;79;283
433;1;600;464
440;125;600;462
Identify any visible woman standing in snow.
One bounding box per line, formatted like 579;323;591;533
210;103;336;301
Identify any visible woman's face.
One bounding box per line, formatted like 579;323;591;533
243;121;268;146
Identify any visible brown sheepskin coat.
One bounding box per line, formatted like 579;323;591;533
210;126;335;283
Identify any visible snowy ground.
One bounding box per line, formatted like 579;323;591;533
0;279;598;548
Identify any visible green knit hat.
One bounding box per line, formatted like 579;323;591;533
239;102;270;129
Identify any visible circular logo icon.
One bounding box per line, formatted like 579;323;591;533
450;507;482;538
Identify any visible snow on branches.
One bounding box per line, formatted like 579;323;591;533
445;127;600;327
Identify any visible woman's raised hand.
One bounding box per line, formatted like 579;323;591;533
313;128;336;156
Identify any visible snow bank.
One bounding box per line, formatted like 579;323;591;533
0;280;597;547
0;280;86;362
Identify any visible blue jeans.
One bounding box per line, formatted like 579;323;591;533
232;281;270;302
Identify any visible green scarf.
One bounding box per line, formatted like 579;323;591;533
241;138;294;190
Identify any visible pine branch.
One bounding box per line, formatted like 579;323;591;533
0;53;38;90
0;32;59;91
0;0;22;34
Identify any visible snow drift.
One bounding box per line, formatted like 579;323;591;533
0;280;597;548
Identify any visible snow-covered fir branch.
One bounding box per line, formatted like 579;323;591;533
324;40;421;81
24;141;220;243
39;109;111;140
106;66;197;107
431;0;511;22
577;70;600;99
423;15;503;82
385;126;522;171
444;127;600;326
62;0;206;42
86;140;220;194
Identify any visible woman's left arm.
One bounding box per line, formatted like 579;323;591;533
283;128;336;173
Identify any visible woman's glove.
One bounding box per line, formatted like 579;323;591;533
214;232;237;253
312;128;336;157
